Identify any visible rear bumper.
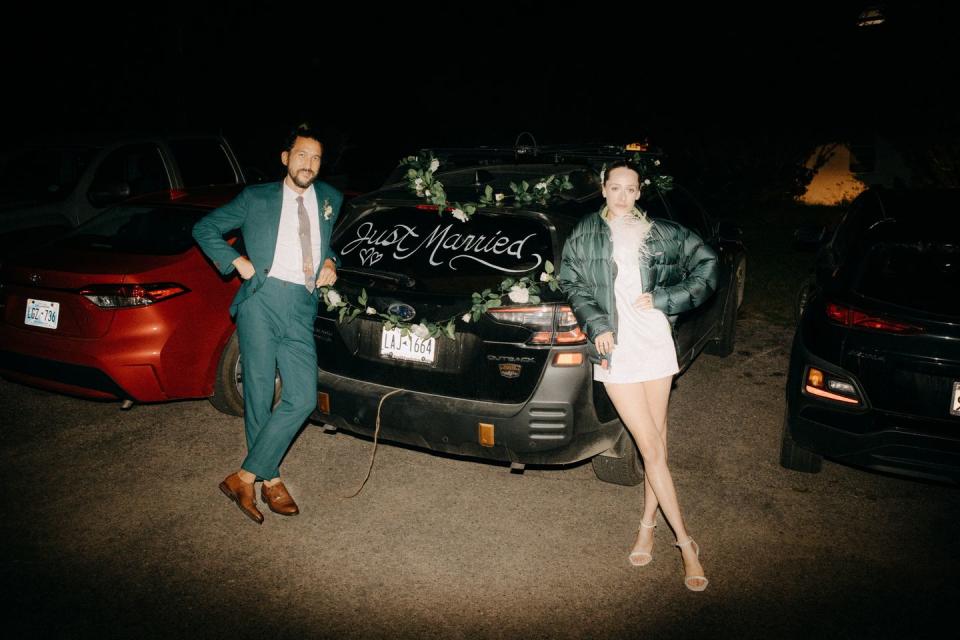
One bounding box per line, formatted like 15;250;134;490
787;336;960;484
312;359;622;466
0;348;162;401
787;406;960;483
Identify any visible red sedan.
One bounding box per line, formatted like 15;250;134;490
0;186;252;414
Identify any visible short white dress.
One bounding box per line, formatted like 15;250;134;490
593;213;680;384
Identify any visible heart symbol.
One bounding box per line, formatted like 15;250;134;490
359;248;383;266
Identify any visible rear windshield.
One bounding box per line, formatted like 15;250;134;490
853;241;960;315
385;164;599;201
334;206;553;295
52;204;204;255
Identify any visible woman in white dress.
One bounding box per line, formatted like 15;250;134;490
559;161;718;591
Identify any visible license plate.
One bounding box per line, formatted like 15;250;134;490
24;298;60;329
380;327;437;364
951;381;960;417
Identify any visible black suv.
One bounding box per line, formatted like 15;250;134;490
311;145;746;485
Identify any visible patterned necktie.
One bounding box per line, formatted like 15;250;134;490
296;195;315;293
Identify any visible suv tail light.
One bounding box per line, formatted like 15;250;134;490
487;304;587;345
825;302;922;334
803;366;862;405
79;283;189;308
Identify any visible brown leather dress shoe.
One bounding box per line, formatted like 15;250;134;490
261;481;300;516
219;473;263;524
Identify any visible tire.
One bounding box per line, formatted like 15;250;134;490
209;331;281;417
779;408;822;473
705;256;744;357
592;427;644;486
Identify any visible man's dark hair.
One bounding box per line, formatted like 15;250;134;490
283;123;323;152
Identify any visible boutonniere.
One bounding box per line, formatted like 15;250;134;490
322;198;333;220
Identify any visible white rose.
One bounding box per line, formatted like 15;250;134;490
508;284;530;304
540;271;551;282
323;203;333;220
366;307;377;315
654;159;661;166
414;177;423;186
411;323;430;339
451;208;468;222
424;189;431;197
643;178;651;185
461;313;472;323
429;158;440;173
495;192;505;202
535;181;547;191
325;289;342;306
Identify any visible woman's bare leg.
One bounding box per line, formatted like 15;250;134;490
632;377;670;558
606;379;706;588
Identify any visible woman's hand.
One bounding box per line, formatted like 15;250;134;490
595;331;615;355
633;293;654;310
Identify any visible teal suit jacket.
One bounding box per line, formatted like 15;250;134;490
192;181;343;316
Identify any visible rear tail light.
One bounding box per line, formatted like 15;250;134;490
803;366;861;405
79;283;189;308
825;302;922;334
487;304;588;345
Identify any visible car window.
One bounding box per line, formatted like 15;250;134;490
334;206;554;295
659;186;710;237
853;240;960;315
166;139;238;186
53;204;205;255
0;145;97;202
89;144;170;202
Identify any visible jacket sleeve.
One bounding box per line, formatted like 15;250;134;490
323;189;344;267
651;225;719;315
192;189;248;276
558;234;615;341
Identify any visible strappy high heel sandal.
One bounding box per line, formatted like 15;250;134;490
628;520;657;566
674;537;709;591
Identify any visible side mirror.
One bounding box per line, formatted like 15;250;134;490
87;181;131;208
793;224;827;251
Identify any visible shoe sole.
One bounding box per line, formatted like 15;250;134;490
219;482;263;524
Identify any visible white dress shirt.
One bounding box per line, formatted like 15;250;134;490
270;182;322;285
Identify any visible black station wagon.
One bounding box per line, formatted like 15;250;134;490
311;145;746;485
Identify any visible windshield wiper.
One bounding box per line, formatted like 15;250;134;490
337;267;416;288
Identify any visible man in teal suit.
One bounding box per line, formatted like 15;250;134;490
193;124;342;524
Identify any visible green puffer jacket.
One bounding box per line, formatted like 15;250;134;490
558;209;719;342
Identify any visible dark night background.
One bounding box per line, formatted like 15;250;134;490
4;1;957;203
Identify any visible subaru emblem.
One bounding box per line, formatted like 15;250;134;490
387;302;416;322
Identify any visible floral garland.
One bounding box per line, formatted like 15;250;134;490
321;261;560;340
400;151;574;222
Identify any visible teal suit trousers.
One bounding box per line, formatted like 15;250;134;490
237;277;318;480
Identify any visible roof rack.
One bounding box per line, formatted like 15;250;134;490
420;141;663;171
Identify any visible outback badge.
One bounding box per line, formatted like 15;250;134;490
498;363;522;379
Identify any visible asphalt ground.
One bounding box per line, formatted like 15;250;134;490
2;308;958;639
